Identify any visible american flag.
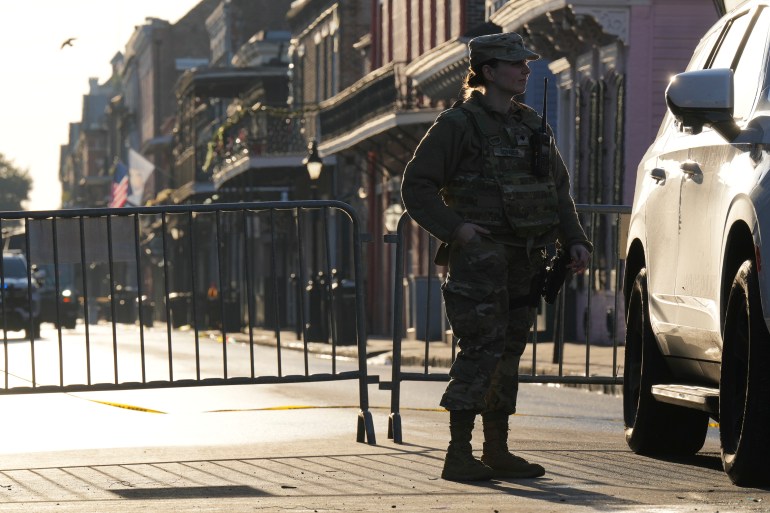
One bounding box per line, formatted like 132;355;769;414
110;161;129;208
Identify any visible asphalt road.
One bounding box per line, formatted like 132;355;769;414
0;324;765;512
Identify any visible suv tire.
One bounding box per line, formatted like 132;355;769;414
720;260;770;486
624;268;709;455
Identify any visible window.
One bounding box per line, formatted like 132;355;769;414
706;9;770;119
733;8;770;118
709;12;751;70
685;29;722;71
2;257;26;278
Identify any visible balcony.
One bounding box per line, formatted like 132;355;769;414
318;63;440;157
319;65;401;141
202;104;308;188
172;66;297;196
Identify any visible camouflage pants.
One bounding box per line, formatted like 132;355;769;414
439;236;544;415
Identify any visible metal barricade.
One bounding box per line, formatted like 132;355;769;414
384;204;631;443
0;200;375;444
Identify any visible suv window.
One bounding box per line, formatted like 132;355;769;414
733;8;770;118
746;9;770;115
686;29;722;72
703;8;770;120
709;12;751;70
2;257;26;278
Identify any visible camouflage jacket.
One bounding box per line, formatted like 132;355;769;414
401;92;591;252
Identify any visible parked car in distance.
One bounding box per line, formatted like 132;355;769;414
623;0;770;487
35;265;80;329
38;283;80;330
0;251;41;339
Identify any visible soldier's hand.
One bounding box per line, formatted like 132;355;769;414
453;223;490;246
568;244;590;274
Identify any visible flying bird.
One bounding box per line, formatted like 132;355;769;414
60;37;76;49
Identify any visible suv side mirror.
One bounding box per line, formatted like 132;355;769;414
666;68;740;141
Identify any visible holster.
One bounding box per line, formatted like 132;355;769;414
542;249;569;304
434;242;450;266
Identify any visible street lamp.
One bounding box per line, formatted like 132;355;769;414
303;139;323;181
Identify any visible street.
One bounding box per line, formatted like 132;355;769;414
0;322;354;388
0;323;764;512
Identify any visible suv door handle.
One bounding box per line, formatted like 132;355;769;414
650;168;666;182
681;161;703;177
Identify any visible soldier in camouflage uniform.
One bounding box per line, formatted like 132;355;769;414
401;32;591;481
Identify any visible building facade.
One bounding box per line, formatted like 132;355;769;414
58;0;722;341
299;0;718;339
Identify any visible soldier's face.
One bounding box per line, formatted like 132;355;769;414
486;60;531;96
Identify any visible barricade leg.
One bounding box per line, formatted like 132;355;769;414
357;409;376;444
388;412;402;443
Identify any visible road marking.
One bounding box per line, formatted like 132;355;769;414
85;399;166;414
0;369;168;414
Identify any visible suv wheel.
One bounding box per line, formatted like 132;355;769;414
624;268;708;455
720;260;770;486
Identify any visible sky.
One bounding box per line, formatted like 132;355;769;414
0;1;202;211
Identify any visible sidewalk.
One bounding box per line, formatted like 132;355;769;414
224;327;625;395
0;405;642;513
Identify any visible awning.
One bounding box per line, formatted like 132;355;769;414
211;153;310;190
175;66;287;99
318;110;440;157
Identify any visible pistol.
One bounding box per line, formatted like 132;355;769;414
530;77;552;178
542;249;569;304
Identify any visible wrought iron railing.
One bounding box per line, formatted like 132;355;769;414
319;63;420;140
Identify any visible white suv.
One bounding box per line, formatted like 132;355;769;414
624;0;770;486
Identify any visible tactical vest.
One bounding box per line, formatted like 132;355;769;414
441;101;560;239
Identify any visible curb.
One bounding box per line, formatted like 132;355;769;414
221;330;623;396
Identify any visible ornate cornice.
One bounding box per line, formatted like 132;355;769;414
521;7;617;64
572;6;630;43
491;1;639;51
403;37;469;101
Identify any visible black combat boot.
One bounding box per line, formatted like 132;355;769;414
481;411;545;478
441;410;494;481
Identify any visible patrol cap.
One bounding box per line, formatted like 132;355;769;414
468;32;540;68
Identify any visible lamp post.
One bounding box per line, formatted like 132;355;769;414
302;139;323;274
303;139;325;341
